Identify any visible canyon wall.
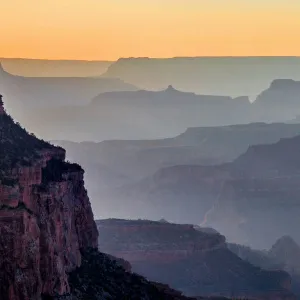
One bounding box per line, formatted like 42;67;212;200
96;219;295;299
0;106;98;300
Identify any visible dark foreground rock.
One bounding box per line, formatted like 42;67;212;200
57;248;197;300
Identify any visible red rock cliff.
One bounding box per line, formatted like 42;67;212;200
0;105;98;300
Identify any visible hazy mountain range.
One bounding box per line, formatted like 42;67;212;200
0;62;137;124
3;59;300;141
0;58;113;77
53;122;300;234
5;57;300;99
11;85;253;141
103;57;300;99
104;132;300;249
10;80;300;142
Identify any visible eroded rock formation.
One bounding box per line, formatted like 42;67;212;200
96;219;296;299
0;104;98;299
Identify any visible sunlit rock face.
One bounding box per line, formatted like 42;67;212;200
0;99;98;300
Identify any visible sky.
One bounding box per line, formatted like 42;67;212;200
1;0;300;60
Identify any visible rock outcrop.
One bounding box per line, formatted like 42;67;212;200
96;219;296;299
0;100;98;300
65;249;198;300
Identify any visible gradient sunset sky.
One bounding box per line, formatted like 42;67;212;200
1;0;300;60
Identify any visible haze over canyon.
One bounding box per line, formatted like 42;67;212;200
2;54;300;300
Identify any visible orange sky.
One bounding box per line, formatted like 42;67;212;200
1;0;300;60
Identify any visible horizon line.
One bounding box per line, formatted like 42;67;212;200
1;55;300;62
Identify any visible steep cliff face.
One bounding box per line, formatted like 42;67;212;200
96;219;295;299
0;104;98;299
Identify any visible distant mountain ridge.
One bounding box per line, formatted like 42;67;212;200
103;57;300;98
0;63;137;126
90;85;250;106
0;58;113;77
15;84;255;141
3;58;300;141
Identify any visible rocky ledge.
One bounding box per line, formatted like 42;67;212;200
96;218;296;299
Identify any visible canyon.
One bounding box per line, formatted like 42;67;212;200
97;133;300;249
54;122;300;220
0;96;201;300
2;60;300;298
